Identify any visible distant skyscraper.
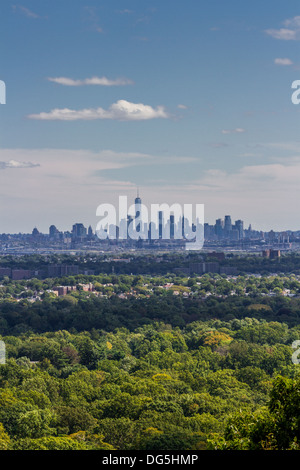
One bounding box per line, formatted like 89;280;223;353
135;188;142;209
49;225;58;238
235;220;244;239
32;227;40;237
159;210;163;239
170;214;175;239
134;190;142;235
72;223;87;240
215;219;224;238
127;214;133;239
224;215;232;233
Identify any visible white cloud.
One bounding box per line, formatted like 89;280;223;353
265;28;297;40
188;161;300;204
27;100;170;121
177;104;188;109
265;16;300;40
47;76;134;86
274;58;293;66
221;128;246;135
0;160;40;169
12;5;40;18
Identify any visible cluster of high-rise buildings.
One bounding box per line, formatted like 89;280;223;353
47;194;198;245
0;195;296;253
46;215;246;244
48;222;94;243
48;197;251;244
47;198;248;244
204;216;245;241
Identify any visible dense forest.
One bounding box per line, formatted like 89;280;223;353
0;319;300;450
0;259;300;450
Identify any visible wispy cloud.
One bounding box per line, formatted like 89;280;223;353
195;161;300;192
27;100;170;121
47;76;134;87
221;128;246;135
84;6;104;34
0;160;40;170
274;58;293;66
117;9;134;15
12;5;40;19
265;16;300;40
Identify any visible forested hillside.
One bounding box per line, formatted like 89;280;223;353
0;319;300;450
0;270;300;450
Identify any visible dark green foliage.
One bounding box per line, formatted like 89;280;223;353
0;316;298;450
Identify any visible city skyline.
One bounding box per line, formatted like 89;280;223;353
0;190;296;237
0;192;295;255
3;202;296;240
1;1;300;232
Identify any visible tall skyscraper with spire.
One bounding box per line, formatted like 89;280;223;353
135;189;142;234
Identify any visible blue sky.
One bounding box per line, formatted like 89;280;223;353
1;0;300;232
